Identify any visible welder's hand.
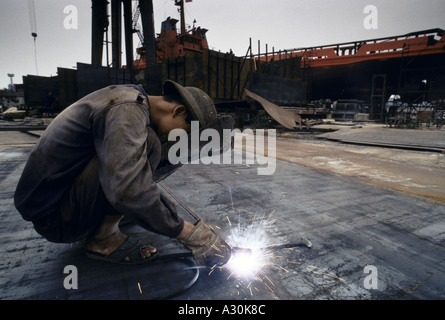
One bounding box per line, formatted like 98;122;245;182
179;220;231;267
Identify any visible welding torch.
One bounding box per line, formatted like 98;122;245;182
231;238;312;256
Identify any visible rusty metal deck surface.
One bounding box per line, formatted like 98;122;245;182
1;130;445;301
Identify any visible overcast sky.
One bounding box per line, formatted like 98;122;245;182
1;0;445;89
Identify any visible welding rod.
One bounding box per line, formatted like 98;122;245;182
231;239;312;255
265;239;312;249
159;182;201;222
230;239;312;256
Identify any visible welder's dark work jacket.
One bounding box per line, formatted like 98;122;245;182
14;85;185;242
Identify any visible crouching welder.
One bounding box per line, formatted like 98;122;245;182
14;80;234;267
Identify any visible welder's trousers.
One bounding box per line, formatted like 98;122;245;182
32;156;183;243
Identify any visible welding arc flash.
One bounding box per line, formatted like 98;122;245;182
227;247;263;278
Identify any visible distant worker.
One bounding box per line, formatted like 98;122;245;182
14;80;233;267
44;91;55;116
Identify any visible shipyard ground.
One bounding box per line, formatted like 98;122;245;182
1;120;445;301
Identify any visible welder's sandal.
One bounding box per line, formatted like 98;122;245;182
85;237;158;265
179;220;231;267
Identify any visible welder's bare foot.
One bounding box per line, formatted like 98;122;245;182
85;231;156;263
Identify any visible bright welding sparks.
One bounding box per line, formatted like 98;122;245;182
223;187;281;295
224;217;271;280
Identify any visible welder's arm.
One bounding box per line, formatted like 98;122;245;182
92;103;184;237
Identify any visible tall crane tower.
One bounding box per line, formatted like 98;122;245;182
7;74;15;92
